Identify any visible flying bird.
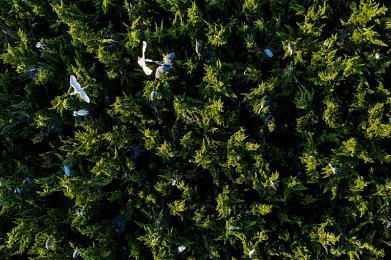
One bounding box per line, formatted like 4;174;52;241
70;75;90;103
155;53;175;79
137;41;153;75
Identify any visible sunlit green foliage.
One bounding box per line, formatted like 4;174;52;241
0;0;390;259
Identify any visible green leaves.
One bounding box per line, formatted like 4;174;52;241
1;0;390;259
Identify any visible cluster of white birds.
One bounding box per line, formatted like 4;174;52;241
137;41;175;101
137;41;175;79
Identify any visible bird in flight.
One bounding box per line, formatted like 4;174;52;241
70;75;90;103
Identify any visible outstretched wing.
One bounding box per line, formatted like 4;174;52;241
155;64;172;79
138;57;153;75
163;52;175;65
70;75;81;92
79;90;90;103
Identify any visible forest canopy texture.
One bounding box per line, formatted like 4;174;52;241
0;0;390;259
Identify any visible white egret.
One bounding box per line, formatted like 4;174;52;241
137;41;153;75
249;249;255;258
73;250;81;258
45;237;52;250
178;245;186;253
76;208;83;217
150;89;158;101
155;53;175;79
288;43;294;56
328;163;338;174
195;39;202;54
36;42;44;49
70;75;90;103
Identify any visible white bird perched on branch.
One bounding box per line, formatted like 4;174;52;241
45;237;53;250
288;42;294;56
177;245;186;253
69;75;90;103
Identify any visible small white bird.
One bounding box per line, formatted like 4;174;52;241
36;41;44;50
195;39;202;54
45;237;52;250
263;48;273;58
155;53;175;79
73;109;89;117
73;250;81;258
328;163;337;174
138;41;153;75
374;53;381;60
229;226;238;232
14;187;21;195
288;43;294;56
172;178;178;186
150;89;158;101
70;75;90;103
257;100;270;114
177;245;186;253
76;208;83;217
249;248;255;258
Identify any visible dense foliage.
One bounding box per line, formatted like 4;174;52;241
1;0;390;259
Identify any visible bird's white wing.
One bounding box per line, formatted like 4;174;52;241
155;65;164;79
155;64;172;79
70;75;82;92
138;57;153;75
137;57;144;67
77;109;89;116
142;64;153;75
163;52;175;65
79;90;90;103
